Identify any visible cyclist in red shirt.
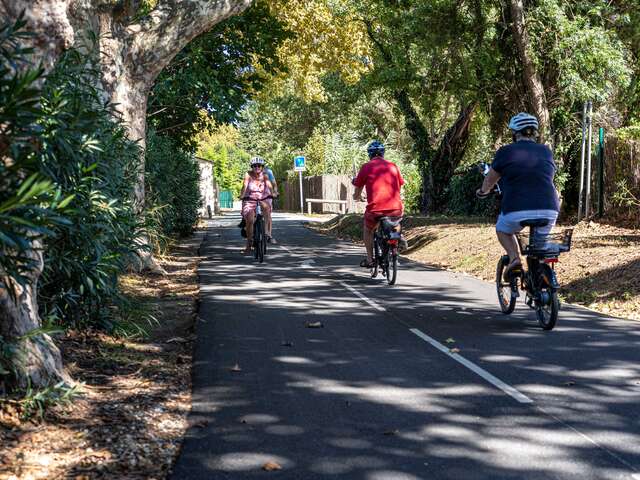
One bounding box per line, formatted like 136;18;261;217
352;141;404;268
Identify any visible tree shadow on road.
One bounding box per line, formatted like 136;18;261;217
171;215;640;480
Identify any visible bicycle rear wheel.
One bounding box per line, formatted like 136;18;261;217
371;235;380;278
536;288;559;330
386;251;398;285
496;255;516;314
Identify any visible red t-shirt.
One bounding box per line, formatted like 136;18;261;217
353;157;404;213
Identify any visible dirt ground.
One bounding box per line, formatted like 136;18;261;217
0;232;204;480
312;215;640;321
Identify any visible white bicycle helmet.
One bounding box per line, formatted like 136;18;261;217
508;112;539;132
250;156;265;167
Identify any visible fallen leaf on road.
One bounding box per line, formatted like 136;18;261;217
306;321;324;328
165;337;188;344
445;338;455;344
230;363;242;372
449;348;460;354
263;461;282;471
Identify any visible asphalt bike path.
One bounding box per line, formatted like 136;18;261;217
172;213;640;480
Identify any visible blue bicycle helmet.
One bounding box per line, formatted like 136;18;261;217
508;112;539;133
367;140;385;158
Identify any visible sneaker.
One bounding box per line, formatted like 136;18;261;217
267;236;277;244
359;258;375;268
503;260;522;282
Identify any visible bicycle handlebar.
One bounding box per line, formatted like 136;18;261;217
477;162;501;197
240;195;275;201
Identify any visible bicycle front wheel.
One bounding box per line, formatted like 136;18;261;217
496;255;516;314
536;288;559;330
386;251;398;285
254;217;265;263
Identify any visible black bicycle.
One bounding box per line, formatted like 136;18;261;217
370;217;402;285
476;162;572;330
242;197;271;263
496;222;573;330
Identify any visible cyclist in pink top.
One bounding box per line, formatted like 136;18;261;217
353;141;404;268
240;157;274;254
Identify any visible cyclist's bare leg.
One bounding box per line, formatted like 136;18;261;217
497;231;521;266
244;211;256;252
363;221;376;263
261;201;274;241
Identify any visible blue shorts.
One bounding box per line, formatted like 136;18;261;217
496;210;558;235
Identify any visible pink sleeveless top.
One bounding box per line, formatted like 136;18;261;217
245;172;271;200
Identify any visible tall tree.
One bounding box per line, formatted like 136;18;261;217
0;0;252;388
508;0;550;139
360;0;487;212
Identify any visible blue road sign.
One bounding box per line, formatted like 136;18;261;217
294;155;306;171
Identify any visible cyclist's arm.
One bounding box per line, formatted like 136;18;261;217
265;178;274;195
271;179;279;196
479;168;501;195
268;169;278;194
239;173;250;198
353;185;364;201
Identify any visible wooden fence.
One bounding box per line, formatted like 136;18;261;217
602;137;640;214
280;174;366;214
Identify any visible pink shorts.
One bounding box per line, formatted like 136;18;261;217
242;198;272;218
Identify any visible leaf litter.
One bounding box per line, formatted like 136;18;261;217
0;234;203;480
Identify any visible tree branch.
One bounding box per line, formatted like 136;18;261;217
127;0;253;81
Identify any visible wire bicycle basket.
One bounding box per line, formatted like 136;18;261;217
516;228;574;257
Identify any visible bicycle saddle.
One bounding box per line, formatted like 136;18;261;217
519;219;549;228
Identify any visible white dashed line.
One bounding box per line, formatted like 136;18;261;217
339;282;386;312
410;328;533;404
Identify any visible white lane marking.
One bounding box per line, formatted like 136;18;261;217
537;405;640;475
280;245;293;254
410;328;533;404
300;259;316;269
339;282;386;312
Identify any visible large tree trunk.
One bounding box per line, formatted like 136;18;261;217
0;0;75;74
0;2;77;389
0;242;72;389
509;0;550;140
428;102;477;212
94;1;252;272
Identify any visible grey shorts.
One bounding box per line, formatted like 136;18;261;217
496;210;558;235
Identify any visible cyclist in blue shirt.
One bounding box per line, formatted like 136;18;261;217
476;113;560;277
264;165;278;244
